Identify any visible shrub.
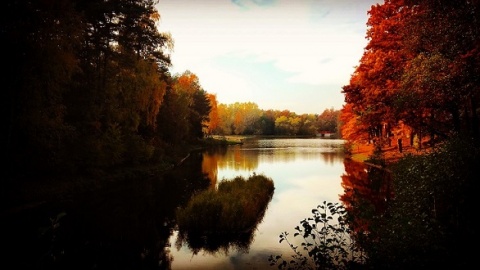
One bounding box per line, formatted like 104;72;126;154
175;174;275;253
268;201;366;270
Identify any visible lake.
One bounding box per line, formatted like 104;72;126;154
3;138;349;270
169;138;347;269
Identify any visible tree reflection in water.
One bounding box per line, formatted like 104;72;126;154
340;158;393;234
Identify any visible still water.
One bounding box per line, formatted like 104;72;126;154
3;138;349;270
169;138;346;269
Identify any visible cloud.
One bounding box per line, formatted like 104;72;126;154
156;0;378;113
231;0;278;9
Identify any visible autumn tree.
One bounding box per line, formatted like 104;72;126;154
212;105;332;137
317;108;340;134
398;0;480;142
156;71;210;144
258;110;277;135
340;103;372;152
343;0;480;148
68;0;172;167
205;94;221;136
4;0;173;173
216;104;233;135
297;114;318;136
342;0;412;148
218;102;262;135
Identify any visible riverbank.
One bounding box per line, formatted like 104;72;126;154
203;135;248;145
2;137;247;215
350;141;433;166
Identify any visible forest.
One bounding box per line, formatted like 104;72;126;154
340;0;479;148
3;0;339;180
3;0;480;268
327;0;479;268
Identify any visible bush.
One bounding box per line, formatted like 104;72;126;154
268;201;366;270
175;174;275;253
363;135;478;268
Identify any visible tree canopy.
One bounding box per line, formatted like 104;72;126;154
341;0;480;148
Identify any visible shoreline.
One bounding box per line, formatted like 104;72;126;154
350;141;433;166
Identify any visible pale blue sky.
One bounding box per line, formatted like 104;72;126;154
156;0;381;114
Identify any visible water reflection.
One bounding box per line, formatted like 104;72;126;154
340;158;393;233
170;138;346;269
174;174;274;255
321;152;345;165
4;152;211;270
5;139;348;270
202;138;345;184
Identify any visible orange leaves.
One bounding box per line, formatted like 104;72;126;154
344;0;480;143
340;104;369;144
206;94;220;135
175;70;200;95
342;0;412;141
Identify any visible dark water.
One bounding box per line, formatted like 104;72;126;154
3;138;351;270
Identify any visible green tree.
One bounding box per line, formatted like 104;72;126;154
398;0;480;142
190;88;212;140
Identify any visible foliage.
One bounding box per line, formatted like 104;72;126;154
4;0;341;178
175;174;275;254
37;212;68;267
339;103;370;145
317;108;340;135
268;201;366;270
272;136;478;269
205;93;221;135
358;135;478;269
4;0;175;176
341;0;480;150
212;104;340;137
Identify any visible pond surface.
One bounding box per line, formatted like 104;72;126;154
169;138;347;269
3;138;349;270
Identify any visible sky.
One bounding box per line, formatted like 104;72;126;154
155;0;382;115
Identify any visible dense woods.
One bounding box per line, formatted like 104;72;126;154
341;0;480;148
3;0;340;180
337;1;479;268
3;0;480;268
4;0;175;176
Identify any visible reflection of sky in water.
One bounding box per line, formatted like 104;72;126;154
170;139;346;270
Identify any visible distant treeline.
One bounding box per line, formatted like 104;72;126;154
205;101;341;137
